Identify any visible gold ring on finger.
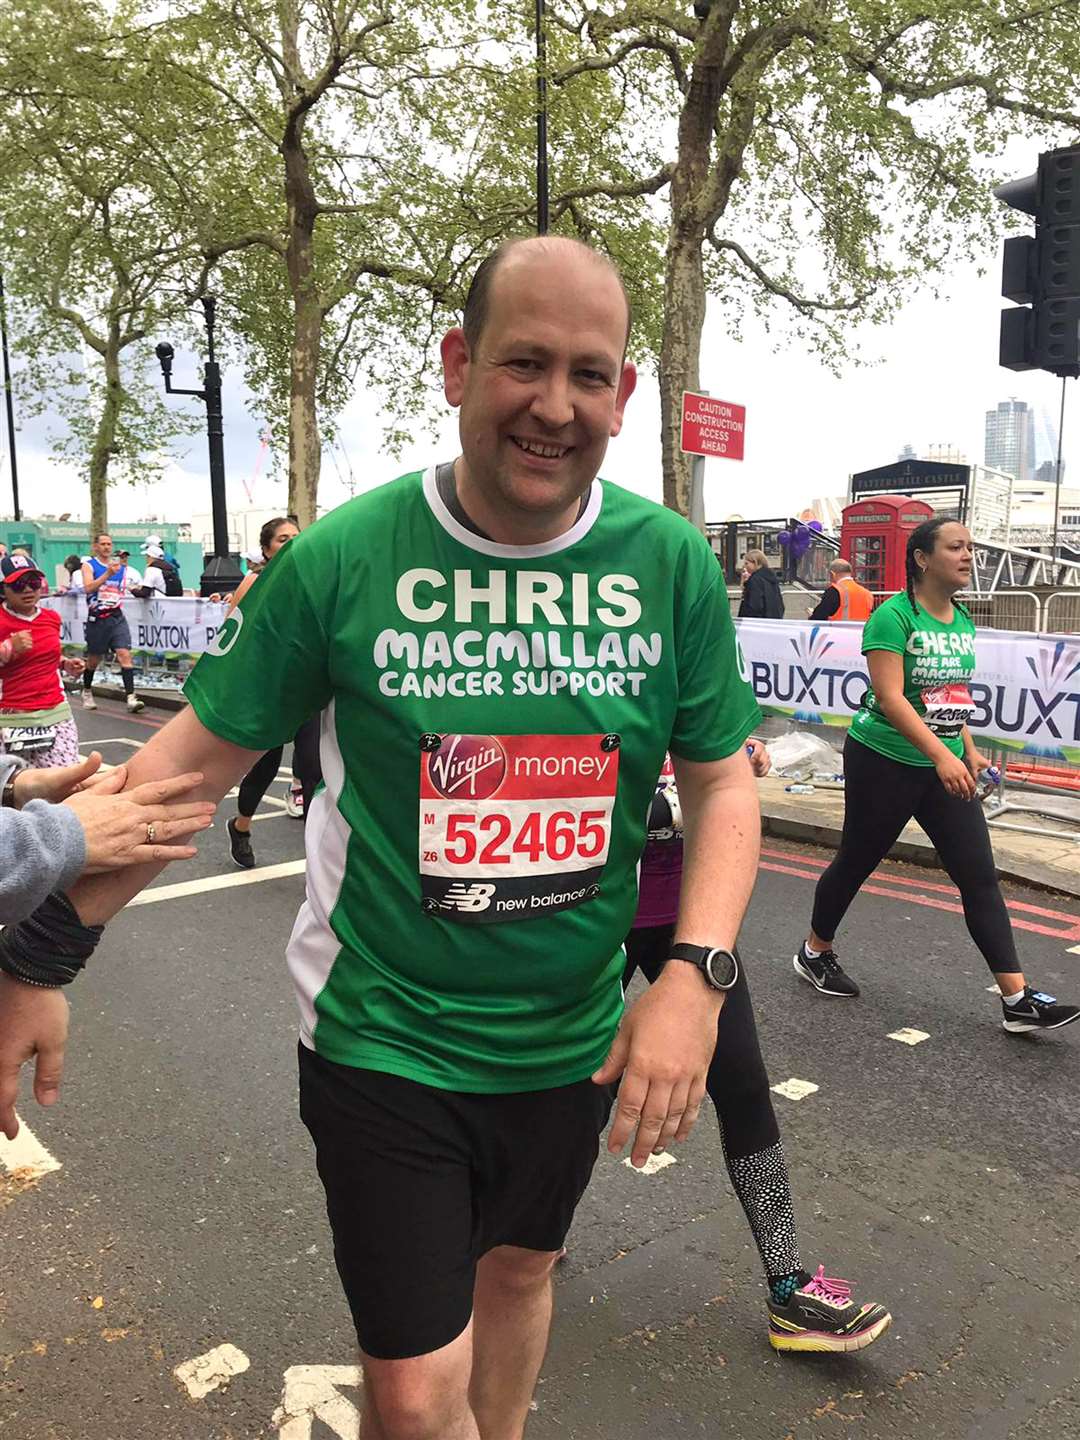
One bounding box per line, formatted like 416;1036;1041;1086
146;822;156;844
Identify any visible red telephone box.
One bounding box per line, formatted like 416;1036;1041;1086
840;495;934;593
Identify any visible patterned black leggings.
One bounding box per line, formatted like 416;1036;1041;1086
623;926;800;1283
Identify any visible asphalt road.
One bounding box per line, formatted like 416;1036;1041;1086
3;697;1080;1440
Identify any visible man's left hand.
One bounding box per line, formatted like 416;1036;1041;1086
593;963;721;1167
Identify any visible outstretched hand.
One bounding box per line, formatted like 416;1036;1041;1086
593;964;722;1168
0;975;69;1141
12;751;108;806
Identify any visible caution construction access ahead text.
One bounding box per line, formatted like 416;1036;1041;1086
680;392;746;460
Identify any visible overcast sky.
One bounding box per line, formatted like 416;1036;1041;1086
3;228;1073;531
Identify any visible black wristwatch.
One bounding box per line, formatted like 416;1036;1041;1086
1;773;17;809
666;943;739;992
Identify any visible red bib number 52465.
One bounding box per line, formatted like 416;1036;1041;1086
418;733;619;924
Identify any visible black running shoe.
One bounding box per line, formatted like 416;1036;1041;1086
793;942;860;998
1001;986;1080;1034
227;818;256;870
768;1266;892;1354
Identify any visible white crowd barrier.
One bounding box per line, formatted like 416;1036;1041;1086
735;617;1080;766
43;593;229;657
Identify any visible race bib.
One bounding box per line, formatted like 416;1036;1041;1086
920;683;975;737
418;732;620;924
1;724;58;754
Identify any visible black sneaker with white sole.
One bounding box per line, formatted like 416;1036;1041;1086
227;817;256;870
1001;986;1080;1034
793;942;860;998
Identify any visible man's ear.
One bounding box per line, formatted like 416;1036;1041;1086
442;328;470;408
608;361;637;437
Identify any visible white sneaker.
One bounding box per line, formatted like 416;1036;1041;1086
82;691;97;710
284;784;304;818
126;694;145;713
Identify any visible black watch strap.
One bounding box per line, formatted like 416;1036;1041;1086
667;943;739;991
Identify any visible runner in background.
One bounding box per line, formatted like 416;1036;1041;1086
0;555;82;770
794;516;1080;1035
222;516;322;868
80;533;144;713
624;745;891;1353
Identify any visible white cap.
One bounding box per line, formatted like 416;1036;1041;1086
244;547;265;568
143;543;165;559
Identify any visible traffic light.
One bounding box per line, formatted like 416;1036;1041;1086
995;144;1080;378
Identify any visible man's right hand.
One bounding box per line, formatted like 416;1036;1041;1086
62;770;216;870
9;630;32;656
0;974;69;1140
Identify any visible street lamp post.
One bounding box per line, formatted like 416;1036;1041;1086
0;269;21;521
535;0;548;234
155;296;242;597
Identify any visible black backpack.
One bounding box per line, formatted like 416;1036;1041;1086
159;562;182;597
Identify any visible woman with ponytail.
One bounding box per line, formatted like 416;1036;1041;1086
793;516;1079;1036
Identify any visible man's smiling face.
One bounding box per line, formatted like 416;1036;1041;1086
443;240;636;542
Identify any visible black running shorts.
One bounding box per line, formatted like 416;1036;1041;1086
298;1043;613;1360
83;610;132;656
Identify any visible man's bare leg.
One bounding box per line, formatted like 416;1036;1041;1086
469;1246;559;1440
362;1323;479;1440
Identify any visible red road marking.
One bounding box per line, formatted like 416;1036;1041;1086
759;855;1080;942
761;845;1080;932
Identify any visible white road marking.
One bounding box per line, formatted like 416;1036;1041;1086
129;860;306;906
78;737;145;749
888;1027;930;1046
273;1365;363;1439
174;1343;250;1399
0;1118;62;1179
771;1078;819;1101
1068;944;1080;956
623;1151;677;1176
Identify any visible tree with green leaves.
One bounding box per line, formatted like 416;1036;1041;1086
0;0;206;534
541;0;1080;513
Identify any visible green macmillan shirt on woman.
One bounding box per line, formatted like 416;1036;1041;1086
850;592;977;768
184;467;761;1094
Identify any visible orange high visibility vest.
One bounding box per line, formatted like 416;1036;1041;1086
833;575;873;621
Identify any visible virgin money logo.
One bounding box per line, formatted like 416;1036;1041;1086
428;734;506;799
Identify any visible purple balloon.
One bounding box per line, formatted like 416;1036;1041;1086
777;530;791;546
807;520;823;532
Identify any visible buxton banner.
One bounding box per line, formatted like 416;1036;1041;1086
736;618;1080;764
43;593;229;658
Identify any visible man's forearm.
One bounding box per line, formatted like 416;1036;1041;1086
68;706;262;926
672;756;760;950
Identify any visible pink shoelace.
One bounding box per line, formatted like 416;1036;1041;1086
802;1265;852;1305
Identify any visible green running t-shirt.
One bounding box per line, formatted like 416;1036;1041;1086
184;468;760;1092
850;592;977;767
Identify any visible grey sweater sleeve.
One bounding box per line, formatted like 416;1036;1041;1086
0;800;87;925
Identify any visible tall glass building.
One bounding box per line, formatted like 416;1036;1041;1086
984;399;1036;485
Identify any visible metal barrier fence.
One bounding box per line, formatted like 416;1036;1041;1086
1044;590;1080;634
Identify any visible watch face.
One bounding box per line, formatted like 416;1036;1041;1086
704;948;738;989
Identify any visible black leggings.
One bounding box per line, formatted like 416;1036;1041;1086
623;926;799;1282
236;745;284;819
812;735;1019;974
235;716;324;822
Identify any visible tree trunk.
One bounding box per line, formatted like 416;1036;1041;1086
659;234;706;516
660;47;724;516
88;333;122;536
288;285;321;528
280;5;323;530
